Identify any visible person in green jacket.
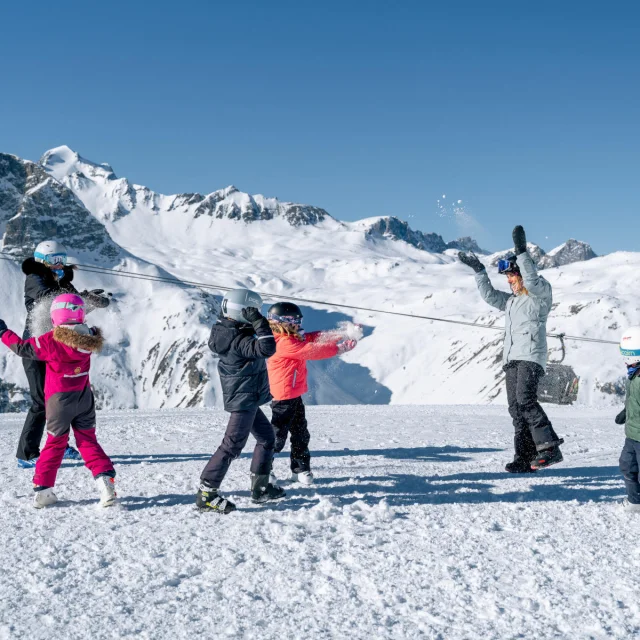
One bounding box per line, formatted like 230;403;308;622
616;326;640;512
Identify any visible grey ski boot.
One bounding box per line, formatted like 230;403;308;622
251;474;286;504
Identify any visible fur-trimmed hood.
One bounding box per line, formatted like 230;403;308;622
53;326;103;353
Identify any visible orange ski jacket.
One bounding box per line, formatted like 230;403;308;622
267;331;340;401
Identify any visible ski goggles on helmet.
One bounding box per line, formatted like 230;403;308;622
497;257;519;275
35;251;67;266
267;313;303;326
51;300;83;312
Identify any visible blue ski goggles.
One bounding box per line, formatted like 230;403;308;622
497;258;518;274
35;251;67;266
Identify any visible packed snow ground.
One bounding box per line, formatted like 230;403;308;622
0;405;637;639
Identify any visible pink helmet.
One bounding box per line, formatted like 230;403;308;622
50;293;85;326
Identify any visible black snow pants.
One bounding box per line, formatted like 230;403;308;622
619;438;640;504
16;358;47;461
200;407;275;489
271;397;311;472
504;360;562;460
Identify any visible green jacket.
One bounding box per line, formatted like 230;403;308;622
625;373;640;441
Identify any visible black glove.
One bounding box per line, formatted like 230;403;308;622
0;319;7;336
513;225;527;255
81;289;111;309
241;307;263;324
458;252;486;273
615;409;627;425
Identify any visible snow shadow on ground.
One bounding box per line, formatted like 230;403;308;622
109;445;503;467
108;448;623;511
275;465;623;509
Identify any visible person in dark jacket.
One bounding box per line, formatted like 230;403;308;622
17;241;110;467
459;225;564;472
196;288;285;514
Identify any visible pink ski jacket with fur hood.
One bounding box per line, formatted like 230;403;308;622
1;326;103;401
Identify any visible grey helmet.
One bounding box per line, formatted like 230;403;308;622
221;288;263;323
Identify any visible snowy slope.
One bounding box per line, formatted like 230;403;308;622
0;405;635;639
0;146;632;411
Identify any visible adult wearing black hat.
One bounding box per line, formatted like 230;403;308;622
459;226;564;471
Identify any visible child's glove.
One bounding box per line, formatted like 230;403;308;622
615;409;627;425
0;319;7;337
337;339;357;354
242;307;264;324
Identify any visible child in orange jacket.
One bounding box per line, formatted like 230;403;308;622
266;302;358;484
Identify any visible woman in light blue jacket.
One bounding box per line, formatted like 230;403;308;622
459;226;564;472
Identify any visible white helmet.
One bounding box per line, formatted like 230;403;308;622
221;289;263;323
34;241;67;266
620;326;640;366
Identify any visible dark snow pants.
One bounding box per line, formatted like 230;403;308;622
504;360;562;459
16;358;47;460
619;438;640;504
271;397;311;472
200;407;275;489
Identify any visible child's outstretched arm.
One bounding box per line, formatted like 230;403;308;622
278;333;357;361
0;319;49;360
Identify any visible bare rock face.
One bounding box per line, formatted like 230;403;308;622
364;217;448;253
446;237;490;255
0;153;120;263
538;239;597;269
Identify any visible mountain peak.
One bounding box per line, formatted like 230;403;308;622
41;145;117;183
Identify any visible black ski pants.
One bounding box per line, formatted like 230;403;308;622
619;438;640;504
504;360;561;459
16;358;47;461
271;397;311;472
200;407;275;489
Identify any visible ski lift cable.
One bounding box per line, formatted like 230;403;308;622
0;252;620;346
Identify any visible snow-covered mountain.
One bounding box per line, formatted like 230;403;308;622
489;240;597;270
0;146;628;412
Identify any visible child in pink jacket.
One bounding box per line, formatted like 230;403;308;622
0;293;116;508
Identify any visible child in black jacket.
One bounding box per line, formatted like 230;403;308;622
197;289;285;514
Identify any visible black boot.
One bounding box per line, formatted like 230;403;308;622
274;436;287;454
251;474;286;504
531;446;564;470
196;484;236;514
505;458;537;474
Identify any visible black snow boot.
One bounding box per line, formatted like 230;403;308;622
196;484;236;514
251;474;286;504
531;446;564;470
505;458;537;474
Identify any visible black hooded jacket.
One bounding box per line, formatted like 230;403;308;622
208;316;276;412
22;258;78;336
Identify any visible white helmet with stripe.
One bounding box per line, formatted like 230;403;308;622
221;289;263;323
620;326;640;366
34;241;67;266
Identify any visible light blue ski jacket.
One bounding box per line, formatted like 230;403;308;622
474;252;552;371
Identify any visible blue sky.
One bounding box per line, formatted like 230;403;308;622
1;0;638;254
